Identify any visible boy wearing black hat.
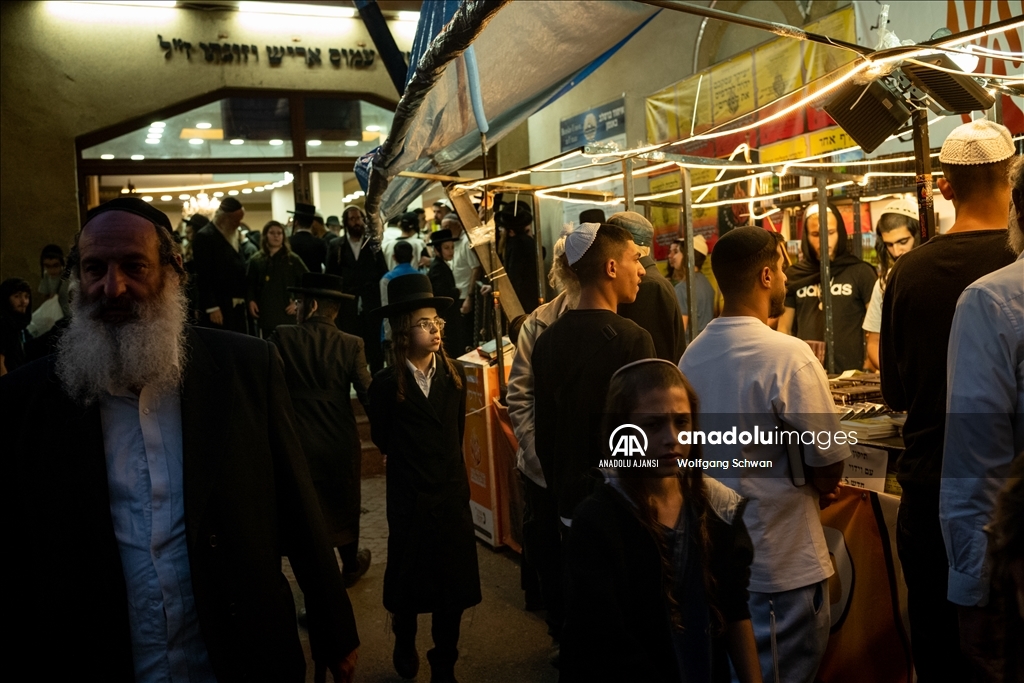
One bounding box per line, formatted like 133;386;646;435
498;200;540;314
680;226;849;683
269;273;373;586
289;203;328;274
366;274;480;683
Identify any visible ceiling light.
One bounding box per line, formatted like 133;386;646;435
88;1;176;7
237;2;355;18
269;139;284;146
145;139;160;144
254;187;265;192
229;139;244;145
189;138;204;145
179;194;190;200
141;196;153;202
100;154;115;160
344;140;359;147
195;122;212;129
121;188;130;194
213;191;224;197
263;184;274;190
242;188;253;194
160;195;173;201
131;154;145;160
147;133;162;139
398;11;420;21
307;139;322;146
354;190;365;197
228;190;239;196
365;125;381;132
151;122;166;128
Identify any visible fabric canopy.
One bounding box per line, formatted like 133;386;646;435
360;0;660;221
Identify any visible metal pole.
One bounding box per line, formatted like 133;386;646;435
912;108;937;243
623;158;636;213
817;177;835;374
851;187;863;260
493;287;506;396
532;192;546;305
681;168;697;346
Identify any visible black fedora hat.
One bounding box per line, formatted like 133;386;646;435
288;202;317;219
497;200;533;230
579;208;606;224
287;272;354;300
427;228;458;246
372;273;452;319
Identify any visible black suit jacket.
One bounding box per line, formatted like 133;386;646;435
326;238;388;316
618;255;687;363
2;327;358;682
290;231;328;274
270;318;372;546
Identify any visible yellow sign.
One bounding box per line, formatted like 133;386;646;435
809;126;856;156
711;52;755;124
675;74;714;138
760;136;810;163
803;7;858;82
754;38;804;109
645;84;679;144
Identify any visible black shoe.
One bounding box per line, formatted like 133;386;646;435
393;636;420;680
427;649;459;683
342;548;371;588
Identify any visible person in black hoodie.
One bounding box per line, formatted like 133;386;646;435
561;359;759;683
778;202;876;371
0;278;32;375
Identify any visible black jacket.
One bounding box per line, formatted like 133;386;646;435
270;318;372;546
503;232;540;314
290;231;328;274
561;476;753;683
191;225;257;332
326;238;388;333
367;356;482;614
2;327;358;681
618;255;688;363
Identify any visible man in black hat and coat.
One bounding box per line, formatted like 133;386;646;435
3;197;360;682
327;206;388;374
497;200;540;314
427;229;463;359
191;196;257;333
289;203;328;274
270;273;374;587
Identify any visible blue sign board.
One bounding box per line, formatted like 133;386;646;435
560;98;626;152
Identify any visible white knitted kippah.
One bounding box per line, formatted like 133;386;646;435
939;120;1014;166
881;198;918;221
565;222;601;265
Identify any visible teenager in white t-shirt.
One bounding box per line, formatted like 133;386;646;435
679;227;849;683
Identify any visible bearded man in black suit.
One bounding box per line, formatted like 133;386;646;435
1;198;359;683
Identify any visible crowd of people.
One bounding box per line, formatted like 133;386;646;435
2;119;1021;683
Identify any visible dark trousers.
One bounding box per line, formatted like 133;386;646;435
897;487;971;682
441;303;464;359
337;541;358;574
359;314;384;375
392;610;464;671
520;473;564;641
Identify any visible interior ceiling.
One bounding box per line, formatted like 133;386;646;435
179;1;424;15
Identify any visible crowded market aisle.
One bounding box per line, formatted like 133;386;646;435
286;476;559;683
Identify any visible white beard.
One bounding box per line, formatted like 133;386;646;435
56;272;188;405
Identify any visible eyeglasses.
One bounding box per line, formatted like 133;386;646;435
414;318;446;332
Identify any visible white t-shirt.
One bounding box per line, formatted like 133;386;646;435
679;316;849;593
451;232;481;300
382;235;427;271
862;279;883;334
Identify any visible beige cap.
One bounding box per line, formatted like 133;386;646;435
881;198;919;221
673;234;709;255
939;120;1014;166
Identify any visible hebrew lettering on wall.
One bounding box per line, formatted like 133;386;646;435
159;35;374;69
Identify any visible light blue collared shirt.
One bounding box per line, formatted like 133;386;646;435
941;250;1024;606
100;385;216;683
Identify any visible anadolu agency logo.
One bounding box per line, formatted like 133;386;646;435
600;424;659;468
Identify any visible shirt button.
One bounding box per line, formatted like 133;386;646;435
209;534;218;548
143;408;150;415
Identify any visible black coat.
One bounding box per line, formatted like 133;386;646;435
290;231;328;274
270;317;372;546
618;255;688;363
1;327;359;682
246;249;309;335
428;257;464;359
366;357;482;614
503;232;540;314
192;225;257;333
561;477;753;683
326;238;388;333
